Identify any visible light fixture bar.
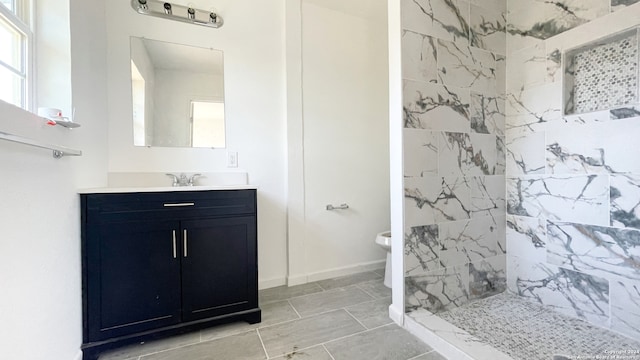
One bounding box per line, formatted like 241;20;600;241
130;0;224;29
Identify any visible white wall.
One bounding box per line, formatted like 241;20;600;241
105;0;288;286
0;1;109;359
0;106;82;360
299;1;390;276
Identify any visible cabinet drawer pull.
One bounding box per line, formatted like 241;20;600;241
172;230;177;259
164;202;195;207
183;229;188;258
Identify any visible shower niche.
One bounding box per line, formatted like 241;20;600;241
563;27;640;117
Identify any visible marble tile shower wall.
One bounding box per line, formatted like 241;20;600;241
402;0;508;314
505;0;640;340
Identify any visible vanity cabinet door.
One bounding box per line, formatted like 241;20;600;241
180;216;257;322
87;219;182;341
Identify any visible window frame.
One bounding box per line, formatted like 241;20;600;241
0;0;34;111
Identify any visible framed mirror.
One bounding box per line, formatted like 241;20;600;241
130;37;225;148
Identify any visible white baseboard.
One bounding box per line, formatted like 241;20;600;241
285;259;386;287
73;349;83;360
263;259;387;290
286;274;309;287
388;303;404;326
258;277;287;290
306;259;385;283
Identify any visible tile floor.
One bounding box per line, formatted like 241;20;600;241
415;292;640;360
99;270;446;360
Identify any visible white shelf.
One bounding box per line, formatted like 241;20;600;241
53;120;81;128
42;117;81;128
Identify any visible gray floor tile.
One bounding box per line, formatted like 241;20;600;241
357;280;392;299
269;345;334;359
99;332;200;360
258;309;365;358
345;297;393;329
324;324;432;360
261;300;301;324
140;330;266;360
411;351;448;360
260;283;324;304
200;300;300;341
289;286;373;317
373;268;387;277
99;272;428;360
316;271;382;290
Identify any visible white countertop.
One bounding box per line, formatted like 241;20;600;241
78;185;258;194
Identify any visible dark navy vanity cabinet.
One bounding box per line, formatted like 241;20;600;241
80;189;260;360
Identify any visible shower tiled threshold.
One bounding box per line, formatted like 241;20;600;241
405;292;640;360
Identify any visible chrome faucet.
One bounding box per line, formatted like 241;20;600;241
166;173;202;187
178;173;189;186
188;174;202;186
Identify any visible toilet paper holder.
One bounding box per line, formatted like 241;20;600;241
326;203;349;211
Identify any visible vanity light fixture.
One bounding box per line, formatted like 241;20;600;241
130;0;224;29
137;0;148;12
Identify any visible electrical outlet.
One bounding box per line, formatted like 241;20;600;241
227;151;238;168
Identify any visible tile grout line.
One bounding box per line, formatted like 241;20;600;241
344;308;371;330
283;287;378;320
247;313;299;333
264;342;330;359
407;350;435;360
129;329;249;359
312;271;382;292
262;302;395;359
322;344;337;360
287;298;375;320
355;282;378;298
272;328;370;360
256;305;367;336
287;299;303;319
357;321;397;333
320;322;394;348
255;328;270;360
139;341;198;359
316;282;328;291
259;283;325;305
291;323;399;359
253;308;342;332
288;284;360;302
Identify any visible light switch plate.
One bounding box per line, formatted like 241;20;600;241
227;151;238;168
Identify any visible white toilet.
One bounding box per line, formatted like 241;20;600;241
375;231;392;288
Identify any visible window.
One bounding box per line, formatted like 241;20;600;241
0;0;32;109
190;101;225;148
